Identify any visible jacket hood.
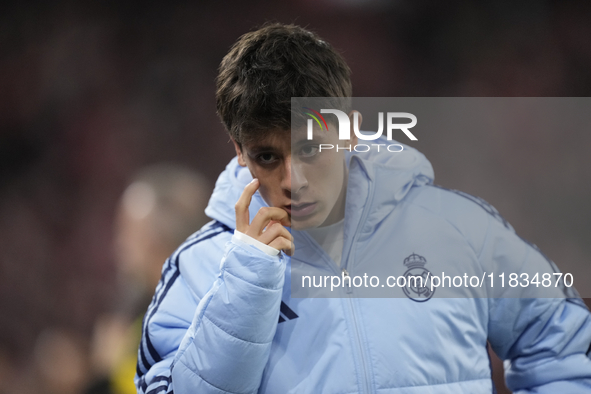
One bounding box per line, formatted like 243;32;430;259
204;137;434;230
341;139;434;250
204;156;264;230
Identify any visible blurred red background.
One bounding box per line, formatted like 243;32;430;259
1;1;590;393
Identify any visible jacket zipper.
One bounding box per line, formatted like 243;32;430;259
342;268;352;294
341;177;376;394
351;299;372;394
343;167;377;393
342;269;372;393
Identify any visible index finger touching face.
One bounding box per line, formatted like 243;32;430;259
235;178;259;232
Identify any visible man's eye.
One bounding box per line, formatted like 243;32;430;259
299;145;319;158
257;153;277;164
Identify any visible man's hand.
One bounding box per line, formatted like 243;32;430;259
235;179;294;256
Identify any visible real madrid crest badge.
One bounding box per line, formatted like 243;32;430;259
402;253;435;302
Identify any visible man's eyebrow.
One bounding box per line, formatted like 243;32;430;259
247;145;280;154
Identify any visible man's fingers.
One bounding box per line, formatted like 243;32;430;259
264;220;279;232
259;222;293;245
235;179;259;232
269;237;295;256
234;181;293;255
248;207;291;237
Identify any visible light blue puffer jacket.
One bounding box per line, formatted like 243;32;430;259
136;140;591;393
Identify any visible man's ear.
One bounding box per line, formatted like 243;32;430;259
231;138;247;167
347;110;362;148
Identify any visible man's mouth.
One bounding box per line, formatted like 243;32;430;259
285;202;317;218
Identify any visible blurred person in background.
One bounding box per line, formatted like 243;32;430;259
85;164;211;394
33;328;89;394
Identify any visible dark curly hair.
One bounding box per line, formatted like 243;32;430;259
216;23;352;146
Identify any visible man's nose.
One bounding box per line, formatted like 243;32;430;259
282;156;307;195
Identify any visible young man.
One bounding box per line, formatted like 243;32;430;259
136;24;591;393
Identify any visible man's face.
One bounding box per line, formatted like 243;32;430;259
233;117;358;230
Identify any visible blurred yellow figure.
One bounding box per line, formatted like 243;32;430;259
87;164;211;394
110;319;143;394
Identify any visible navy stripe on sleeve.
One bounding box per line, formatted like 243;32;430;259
429;184;511;229
145;375;172;394
136;221;231;378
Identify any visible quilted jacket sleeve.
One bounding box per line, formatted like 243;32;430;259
135;230;285;394
482;214;591;393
